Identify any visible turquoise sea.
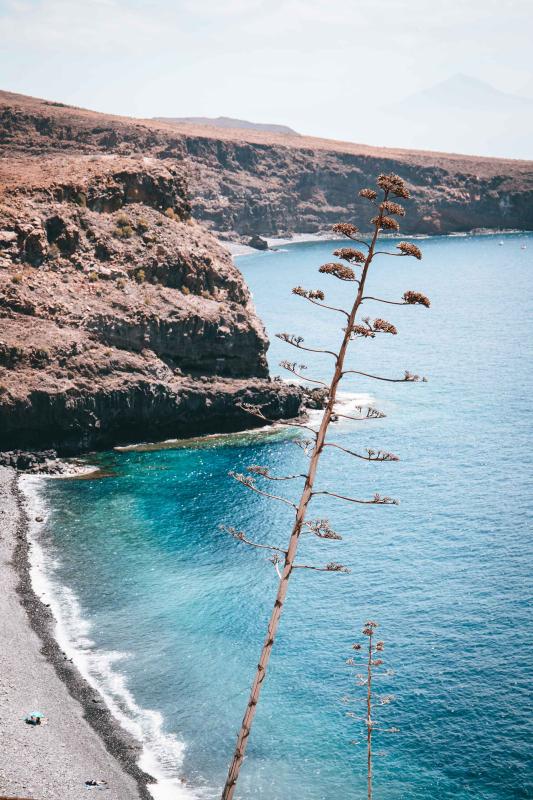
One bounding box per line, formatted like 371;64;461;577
25;233;532;799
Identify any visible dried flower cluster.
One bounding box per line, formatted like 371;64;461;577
319;262;356;281
396;241;422;260
404;370;427;382
333;247;367;263
350;324;376;339
366;449;399;462
362;620;378;637
247;465;270;477
306;519;342;540
326;562;350;573
403;290;430;307
349;318;398;337
279;360;306;374
276;332;304;346
380;200;405;217
247;464;305;483
363;407;386;420
221;525;249;543
371;215;400;232
377;173;410;199
372;318;397;335
332;222;359;238
228;471;255;489
373;494;399;505
292;286;325;301
359;188;377;201
293;437;315;456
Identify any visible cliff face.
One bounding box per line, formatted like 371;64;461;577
0;156;302;453
1;89;532;453
2;90;532;238
182;138;533;237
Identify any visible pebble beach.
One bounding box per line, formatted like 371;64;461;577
0;466;151;800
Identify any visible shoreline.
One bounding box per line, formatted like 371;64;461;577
220;227;531;256
0;389;363;799
0;465;154;800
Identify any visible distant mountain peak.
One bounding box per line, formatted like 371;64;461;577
153;115;299;136
444;73;493;88
379;73;533;159
395;74;533;112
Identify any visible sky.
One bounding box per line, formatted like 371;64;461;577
1;0;532;157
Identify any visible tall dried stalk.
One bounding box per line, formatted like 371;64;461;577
221;173;429;799
345;622;397;800
366;624;374;800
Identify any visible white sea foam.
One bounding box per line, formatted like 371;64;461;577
19;475;205;800
293;388;375;431
114;388;375;454
114;421;275;452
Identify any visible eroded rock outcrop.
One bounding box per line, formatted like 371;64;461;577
2;89;532;237
0;156;303;453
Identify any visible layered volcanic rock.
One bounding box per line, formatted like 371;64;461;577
1;89;533;237
0;155;303;453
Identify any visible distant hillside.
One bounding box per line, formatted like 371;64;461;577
154;115;299;136
1;90;532;239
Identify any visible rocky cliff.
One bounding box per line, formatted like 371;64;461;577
1;89;532;453
182;137;533;237
2;90;533;238
0;155;302;453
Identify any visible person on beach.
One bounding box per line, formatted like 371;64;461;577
24;711;47;725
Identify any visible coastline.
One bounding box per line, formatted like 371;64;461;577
220;227;531;256
0;465;154;800
0;387;361;800
1;214;529;797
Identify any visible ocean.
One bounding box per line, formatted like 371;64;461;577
22;232;533;800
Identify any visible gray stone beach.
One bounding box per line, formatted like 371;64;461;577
0;466;148;800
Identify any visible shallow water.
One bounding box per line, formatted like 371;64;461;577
28;233;533;799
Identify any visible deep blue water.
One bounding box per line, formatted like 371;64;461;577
29;233;532;799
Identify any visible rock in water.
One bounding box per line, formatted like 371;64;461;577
248;235;269;251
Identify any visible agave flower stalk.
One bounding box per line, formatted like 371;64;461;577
345;622;397;800
221;173;429;799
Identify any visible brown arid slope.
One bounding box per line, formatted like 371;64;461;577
0;155;302;454
1;89;532;455
1;90;533;238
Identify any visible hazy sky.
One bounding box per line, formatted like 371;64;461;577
1;0;532;155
